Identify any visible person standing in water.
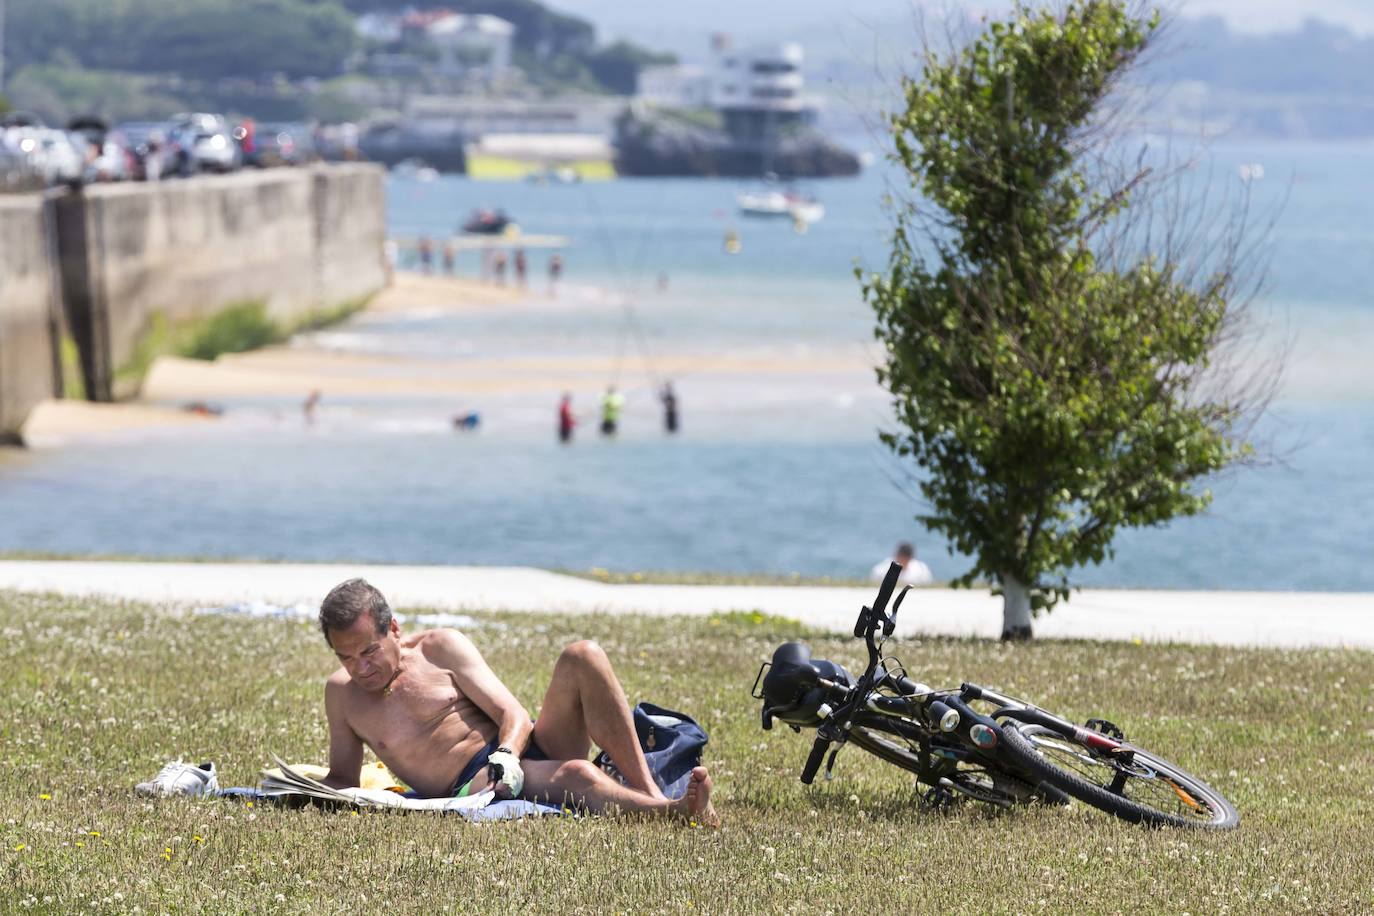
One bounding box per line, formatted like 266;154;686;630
659;381;679;434
548;253;563;296
303;389;322;425
600;386;625;437
418;236;434;274
558;393;576;444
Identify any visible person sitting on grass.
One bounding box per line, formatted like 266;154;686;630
318;578;718;826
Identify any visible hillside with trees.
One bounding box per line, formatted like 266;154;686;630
0;0;671;123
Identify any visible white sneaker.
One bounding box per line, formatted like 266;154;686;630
135;760;219;798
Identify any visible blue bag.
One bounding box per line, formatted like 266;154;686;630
593;702;708;800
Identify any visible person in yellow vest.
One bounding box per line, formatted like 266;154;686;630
600;385;625;436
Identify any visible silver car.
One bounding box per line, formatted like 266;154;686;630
4;127;85;185
170;112;242;174
0;133;40;190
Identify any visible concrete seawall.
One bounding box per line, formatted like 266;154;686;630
0;195;62;443
55;164;386;401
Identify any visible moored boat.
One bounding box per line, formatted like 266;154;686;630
737;188;824;223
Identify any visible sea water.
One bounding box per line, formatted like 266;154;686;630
2;140;1371;590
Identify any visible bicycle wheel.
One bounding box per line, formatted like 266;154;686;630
999;722;1239;829
847;718;1063;807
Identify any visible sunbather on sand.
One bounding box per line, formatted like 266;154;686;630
318;578;718;826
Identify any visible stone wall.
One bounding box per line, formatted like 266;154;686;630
0;195;60;442
312;165;389;310
57;164;386;401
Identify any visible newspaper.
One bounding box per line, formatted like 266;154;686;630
261;754;496;812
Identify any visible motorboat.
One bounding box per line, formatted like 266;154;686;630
737;188;824;224
461;207;513;235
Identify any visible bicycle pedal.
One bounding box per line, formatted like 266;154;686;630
922;783;956;811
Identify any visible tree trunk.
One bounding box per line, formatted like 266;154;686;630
1001;574;1033;641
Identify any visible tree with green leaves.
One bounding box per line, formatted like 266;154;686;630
863;1;1273;639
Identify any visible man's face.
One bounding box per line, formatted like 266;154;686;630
328;613;401;692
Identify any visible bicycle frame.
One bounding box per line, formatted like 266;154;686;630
753;563;1113;806
754;565;1237;827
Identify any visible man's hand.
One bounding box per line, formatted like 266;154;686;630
487;748;524;799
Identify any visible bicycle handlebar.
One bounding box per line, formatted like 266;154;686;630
793;567;915;786
873;561;901;617
855;562;905;640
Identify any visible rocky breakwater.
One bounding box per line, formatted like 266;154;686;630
613;108;861;178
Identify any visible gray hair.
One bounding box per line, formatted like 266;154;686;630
319;578;392;644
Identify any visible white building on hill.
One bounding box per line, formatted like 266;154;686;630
637;36;819;135
637;64;712;109
357;9;515;87
426;13;515;81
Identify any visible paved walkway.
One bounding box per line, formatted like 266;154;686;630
0;560;1370;649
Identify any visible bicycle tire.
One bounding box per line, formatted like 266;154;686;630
847;718;1066;807
999;722;1239;829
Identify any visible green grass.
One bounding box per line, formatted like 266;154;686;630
59;335;86;401
113;295;373;388
3;591;1372;913
178;300;283;361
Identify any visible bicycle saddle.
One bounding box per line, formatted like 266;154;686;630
760;642;818;704
761;642;854;721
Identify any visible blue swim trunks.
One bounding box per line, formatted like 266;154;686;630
450;736;548;798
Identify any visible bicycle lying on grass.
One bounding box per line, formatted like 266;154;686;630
752;564;1238;829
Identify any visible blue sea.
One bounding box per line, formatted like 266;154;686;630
2;140;1371;591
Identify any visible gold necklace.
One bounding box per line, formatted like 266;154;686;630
381;667;403;697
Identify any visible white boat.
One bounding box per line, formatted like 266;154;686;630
737;188;824;224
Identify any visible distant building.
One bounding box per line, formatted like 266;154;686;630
356;12;402;43
712;40;817;139
357;9;515;88
424;13;515;83
637;64;712;109
622;34;856;178
635;35;820;138
405;95;623;136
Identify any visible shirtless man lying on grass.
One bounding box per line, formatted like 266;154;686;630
318;578;718;826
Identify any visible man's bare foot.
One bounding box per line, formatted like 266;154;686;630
677;766;721;829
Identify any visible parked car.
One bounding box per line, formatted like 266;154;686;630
42;130;87;185
90;135;136;182
68;116;133;183
114;121;183;180
5;127;85;186
240;121;316;167
0;133;40;190
170;112;241;174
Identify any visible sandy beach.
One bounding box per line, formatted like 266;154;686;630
18;398;219;447
19;272;876;444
